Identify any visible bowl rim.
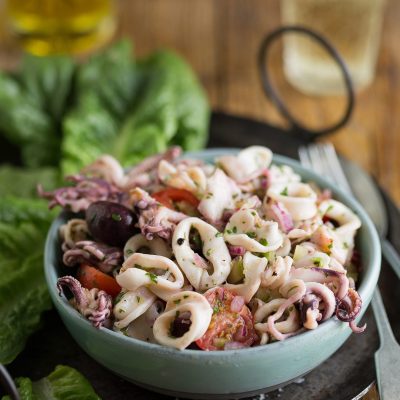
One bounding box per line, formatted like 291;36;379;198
44;148;381;359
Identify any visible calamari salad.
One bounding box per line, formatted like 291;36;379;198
41;146;365;351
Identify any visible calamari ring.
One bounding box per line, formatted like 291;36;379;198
153;291;213;350
172;217;231;291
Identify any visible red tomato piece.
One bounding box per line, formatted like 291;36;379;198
152;188;200;209
77;264;121;297
196;287;258;351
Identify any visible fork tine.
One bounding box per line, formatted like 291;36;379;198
298;146;312;170
300;143;353;195
322;143;353;195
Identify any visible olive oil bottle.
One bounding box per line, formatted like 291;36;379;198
6;0;116;55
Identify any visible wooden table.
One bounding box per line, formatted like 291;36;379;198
112;0;400;209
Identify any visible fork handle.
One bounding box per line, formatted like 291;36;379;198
371;289;397;347
372;289;400;400
381;238;400;281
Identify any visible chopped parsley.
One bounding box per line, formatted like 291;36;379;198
111;213;122;222
136;296;141;303
326;204;334;213
251;211;256;216
312;257;323;267
215;232;223;238
343;242;349;249
246;231;257;239
280;187;289;196
146;272;158;284
206;248;212;257
183;294;189;299
259;238;269;246
121;327;129;336
213;299;224;315
174;299;181;305
205;192;213;199
114;292;125;305
125;249;134;256
232;226;237;233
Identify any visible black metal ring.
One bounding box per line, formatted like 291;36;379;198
258;25;355;140
0;365;20;400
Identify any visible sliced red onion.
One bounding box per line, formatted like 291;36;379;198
270;202;294;233
230;295;245;313
233;324;248;342
224;341;247;350
228;245;246;257
193;253;209;269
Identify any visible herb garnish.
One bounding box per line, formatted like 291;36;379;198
146;272;158;284
246;231;257;239
111;213;122;221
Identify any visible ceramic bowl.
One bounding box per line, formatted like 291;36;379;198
44;148;381;399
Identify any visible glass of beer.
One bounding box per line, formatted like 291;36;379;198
281;0;386;95
5;0;116;55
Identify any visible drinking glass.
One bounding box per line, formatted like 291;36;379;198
281;0;386;95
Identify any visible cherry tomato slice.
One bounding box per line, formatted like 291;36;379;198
196;288;257;351
152;188;200;209
77;264;121;297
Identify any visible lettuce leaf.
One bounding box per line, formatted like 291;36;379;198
2;365;100;400
114;50;209;166
0;166;60;198
74;39;138;119
19;54;75;123
0;73;58;167
61;45;210;175
0;196;57;364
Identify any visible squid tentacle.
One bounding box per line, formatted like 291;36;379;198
336;288;366;333
57;276;112;328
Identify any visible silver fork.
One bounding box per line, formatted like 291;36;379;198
299;142;400;400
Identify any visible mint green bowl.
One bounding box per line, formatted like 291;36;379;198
44;149;381;399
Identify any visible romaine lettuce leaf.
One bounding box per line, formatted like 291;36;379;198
2;365;100;400
75;39;138;118
0;197;57;364
0;166;60;198
19;54;75;123
61;44;210;175
0;73;58;167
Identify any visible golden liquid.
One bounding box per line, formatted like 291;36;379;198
6;0;116;55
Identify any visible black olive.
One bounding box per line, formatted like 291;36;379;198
86;201;139;247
